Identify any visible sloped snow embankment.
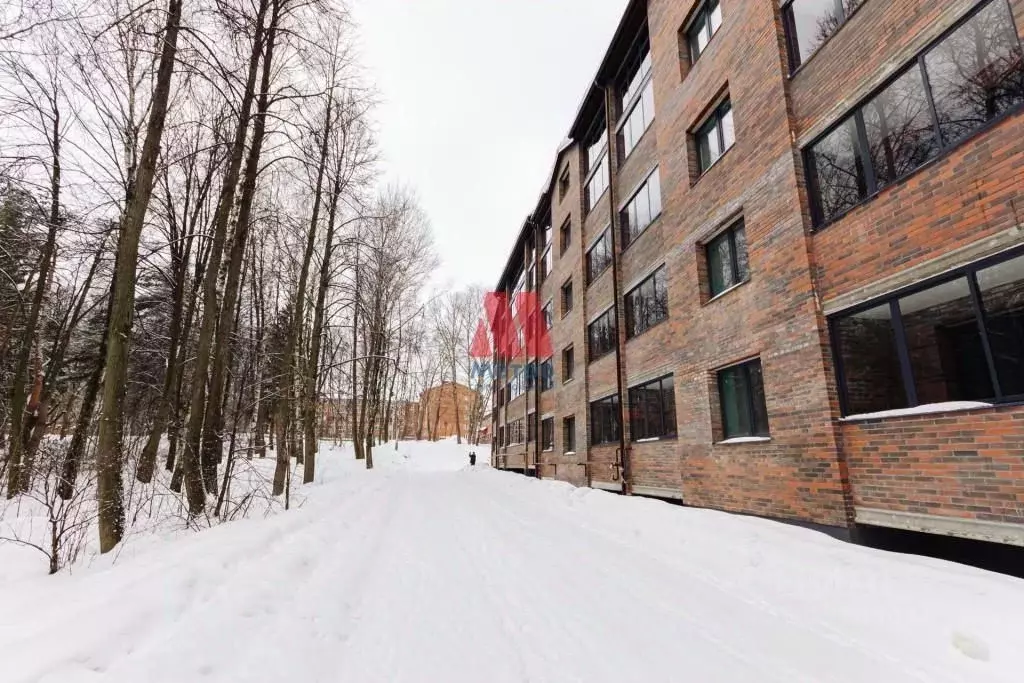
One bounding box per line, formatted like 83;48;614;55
1;438;1023;682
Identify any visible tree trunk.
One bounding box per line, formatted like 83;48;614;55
180;0;270;512
94;0;183;552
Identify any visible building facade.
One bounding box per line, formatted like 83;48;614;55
492;0;1024;546
418;381;479;441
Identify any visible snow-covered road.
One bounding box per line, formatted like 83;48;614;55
2;441;1024;682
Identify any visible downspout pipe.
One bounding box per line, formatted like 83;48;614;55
602;85;631;495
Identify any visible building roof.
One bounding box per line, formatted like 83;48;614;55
494;0;647;293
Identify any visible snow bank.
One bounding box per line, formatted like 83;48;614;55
1;439;1022;683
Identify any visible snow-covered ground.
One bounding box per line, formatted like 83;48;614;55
2;439;1024;682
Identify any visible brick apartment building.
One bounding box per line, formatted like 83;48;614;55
418;381;480;441
491;0;1024;547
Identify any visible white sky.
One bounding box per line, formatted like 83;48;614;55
350;0;628;291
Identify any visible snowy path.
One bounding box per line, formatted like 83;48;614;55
2;441;1024;682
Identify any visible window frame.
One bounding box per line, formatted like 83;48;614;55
541;417;555;451
562;345;575;382
558;166;570;200
625;265;669;339
685;0;722;64
589;394;622;447
695;98;735;175
782;0;863;75
560;218;572;256
540;357;554;392
628;374;677;441
583;116;610;214
561;279;574;317
586;228;613;285
830;245;1024;417
563;415;576;453
804;0;1024;229
716;358;771;439
620;167;663;247
705;218;749;299
587;307;618;363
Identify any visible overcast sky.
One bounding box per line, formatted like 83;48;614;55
349;0;627;292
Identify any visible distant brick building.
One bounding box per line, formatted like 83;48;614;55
418;382;478;441
491;0;1024;549
319;397;418;441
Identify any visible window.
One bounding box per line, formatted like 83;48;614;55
618;40;655;158
620;168;663;246
629;375;676;441
586;229;613;284
558;166;570;200
563;415;576;453
561;279;574;317
625;266;669;338
590;395;621;446
542;301;553;331
706;220;749;297
695;99;735;174
560;219;572;255
498;426;504;448
541;417;554;451
831;249;1024;416
508;419;524;445
588;308;617;361
783;0;864;72
540;358;554;392
540;247;552;283
621;80;655;158
717;359;770;439
562;345;575;382
527;413;536;442
806;0;1024;227
585;119;610;212
686;0;723;63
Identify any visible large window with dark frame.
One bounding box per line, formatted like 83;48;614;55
540;246;552;283
562;279;574;317
586;229;613;284
625;266;669;338
831;248;1024;417
717;359;770;439
563;415;576;453
590;395;621;446
782;0;864;73
805;0;1024;228
508;418;524;445
527;413;536;442
558;166;570;200
706;219;749;298
695;99;735;174
584;118;610;213
628;375;677;441
620;168;663;246
542;301;553;332
686;0;723;63
588;308;617;362
618;36;655;159
541;417;554;451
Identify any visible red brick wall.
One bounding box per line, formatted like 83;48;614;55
842;406;1024;524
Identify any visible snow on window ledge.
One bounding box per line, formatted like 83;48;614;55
716;436;772;445
635;437;662;443
841;401;993;422
563;451;576;456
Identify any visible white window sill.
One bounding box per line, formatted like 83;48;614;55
564;451;576;456
635;437;662;443
841;401;993;422
705;278;749;306
542;448;554;453
716;436;771;445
